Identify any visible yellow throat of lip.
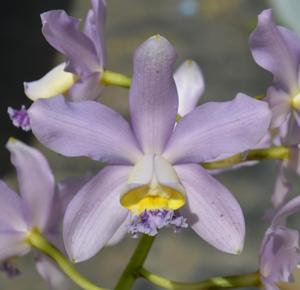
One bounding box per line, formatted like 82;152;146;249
120;183;186;214
292;92;300;111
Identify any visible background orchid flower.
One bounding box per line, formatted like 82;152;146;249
249;9;300;145
249;9;300;210
0;138;76;289
28;35;271;262
260;196;300;290
24;0;107;102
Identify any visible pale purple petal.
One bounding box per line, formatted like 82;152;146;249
174;60;204;116
175;164;245;254
35;256;69;290
6;139;55;231
272;196;300;227
129;35;178;154
164;93;271;164
84;0;107;67
0;181;27;232
69;72;102;101
282;113;300;145
271;162;291;208
41;10;100;76
249;9;300;94
0;232;30;261
260;227;300;288
265;86;291;129
28;96;142;165
106;214;130;246
63;166;131;262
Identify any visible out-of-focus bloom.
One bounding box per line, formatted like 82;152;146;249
250;9;300;209
7;105;31;131
260;196;300;290
24;0;106;102
250;9;300;145
0;138;74;289
29;35;271;262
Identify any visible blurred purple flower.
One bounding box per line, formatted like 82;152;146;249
0;139;79;289
250;9;300;145
24;0;106;102
29;35;271;262
250;9;300;209
260;196;300;290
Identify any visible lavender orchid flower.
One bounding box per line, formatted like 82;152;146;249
24;0;107;102
249;9;300;209
249;9;300;145
0;138;74;289
260;196;300;290
28;35;271;262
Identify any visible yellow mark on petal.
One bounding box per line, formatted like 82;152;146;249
120;185;185;214
7;137;17;144
292;92;300;111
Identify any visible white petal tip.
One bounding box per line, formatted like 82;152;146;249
23;63;76;101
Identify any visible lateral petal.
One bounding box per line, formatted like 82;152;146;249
164;94;271;164
175;164;245;254
28;96;142;165
63;166;131;262
41;10;100;75
6;138;55;231
0;181;27;232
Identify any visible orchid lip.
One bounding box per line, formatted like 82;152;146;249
7;105;31;131
120;154;186;214
128;209;188;237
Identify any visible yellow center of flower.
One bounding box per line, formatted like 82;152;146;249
120;154;186;214
120;182;185;214
291;92;300;111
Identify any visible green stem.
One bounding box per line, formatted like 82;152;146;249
202;146;290;170
101;70;131;88
140;269;261;290
114;235;155;290
27;229;107;290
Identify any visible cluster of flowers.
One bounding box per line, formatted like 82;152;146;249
3;1;300;289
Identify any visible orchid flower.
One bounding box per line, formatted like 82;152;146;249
260;196;300;290
249;9;300;209
249;9;300;146
24;0;107;102
0;138;76;289
28;35;271;262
